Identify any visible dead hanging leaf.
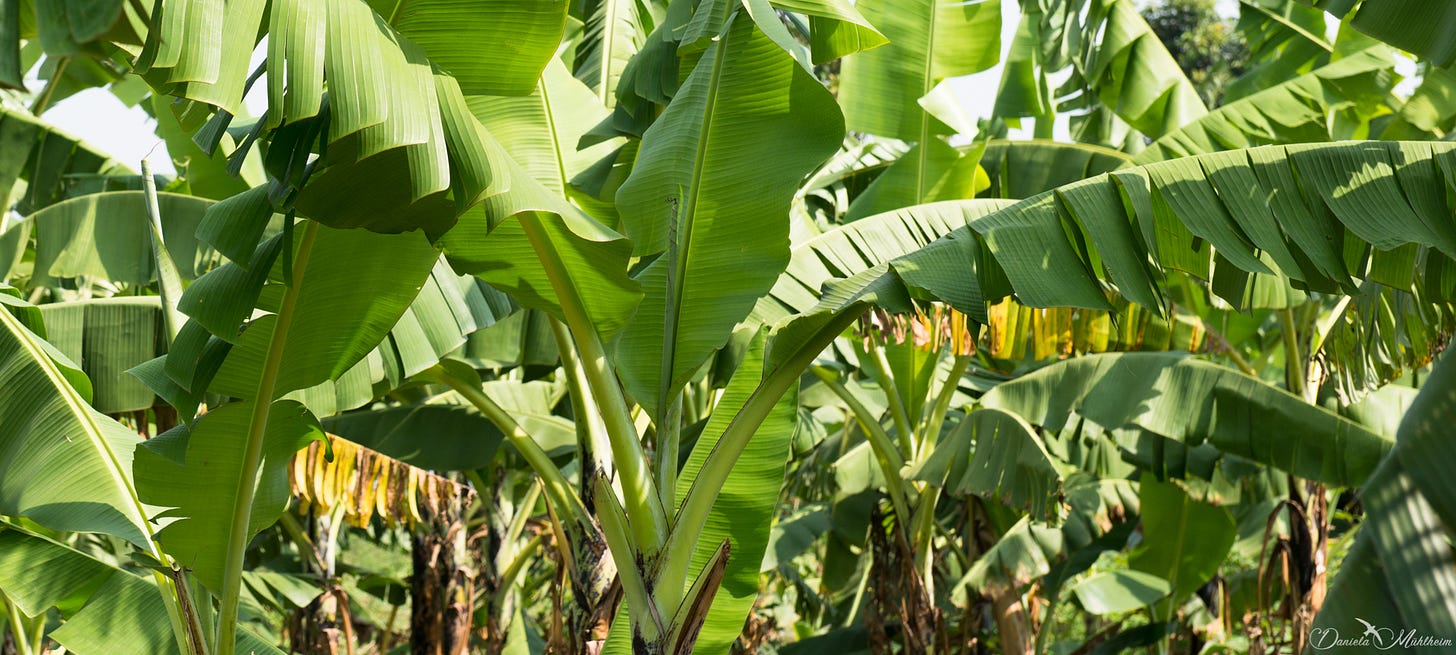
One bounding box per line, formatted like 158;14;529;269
290;433;474;529
854;298;1208;367
857;304;977;356
669;540;732;655
985;297;1207;362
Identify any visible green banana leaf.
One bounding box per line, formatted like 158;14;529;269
467;58;618;195
390;0;568;95
855;142;1456;396
773;0;887;64
466;56;626;226
437;119;643;344
106;0;568;236
150;94;264;201
954;477;1140;599
573;0;661;104
911;408;1068;522
40;297;165;413
1037;0;1207;139
457;308;561;369
322;404;505;471
843;140;989;221
1;1;132;76
0;529;119;619
0;106;121;217
1070;570;1172;615
761;199;1017;321
196;225;439;400
977;140;1133;199
140;216;445;646
0;528;178;655
1313;348;1456;652
1129;475;1236;603
802;139;1130;227
991;4;1052;124
1318;0;1456;67
761;503;832;571
21;191;218;288
767;192;1212;366
0;298;156;547
838;0;1000;141
832;0;998;214
613;12;842;420
135;400;323;592
1384;65;1456;139
980;353;1389;487
369;259;516;391
134;255;510;419
1224;0;1334;102
1133;48;1394;164
0;527;284;655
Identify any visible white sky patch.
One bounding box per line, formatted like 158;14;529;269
39;41;269;177
42;89;171;173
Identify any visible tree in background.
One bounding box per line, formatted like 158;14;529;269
1142;0;1249;104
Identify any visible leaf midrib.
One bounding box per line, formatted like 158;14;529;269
1243;1;1333;53
599;0;622;104
915;0;937;201
661;10;736;416
215;219;321;654
538;76;572;191
0;308;158;554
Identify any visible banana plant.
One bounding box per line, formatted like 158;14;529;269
759;186;1365;652
7;3;884;654
431;7;861;650
785;140;1454;650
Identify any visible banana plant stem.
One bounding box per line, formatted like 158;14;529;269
277;511;328;574
865;331;916;460
810;366;912;521
141;160;186;342
1200;317;1256;376
519;213;668;554
919;355;971;460
1308;296;1352;359
216;220;320;655
1;273;201;654
909;485;940;592
4;593;32;655
28;57;67;115
1280;308;1307;400
656;394;683;511
507;482;542;546
27;611;40;655
592;477;664;641
547;315;614;481
492;532;547;612
428;365;589;529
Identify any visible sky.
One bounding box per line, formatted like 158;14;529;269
37;0;1253;176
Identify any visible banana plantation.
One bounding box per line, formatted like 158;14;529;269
3;0;1456;653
